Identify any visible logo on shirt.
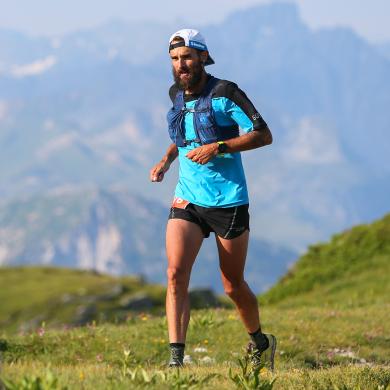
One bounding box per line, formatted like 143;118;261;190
252;112;260;121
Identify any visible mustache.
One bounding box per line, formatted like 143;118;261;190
177;67;190;74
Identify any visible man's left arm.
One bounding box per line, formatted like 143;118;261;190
186;127;272;164
186;81;272;164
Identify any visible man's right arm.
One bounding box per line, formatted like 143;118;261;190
150;143;178;182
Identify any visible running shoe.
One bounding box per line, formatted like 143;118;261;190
247;333;277;371
168;348;184;368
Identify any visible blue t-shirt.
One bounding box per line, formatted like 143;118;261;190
169;78;267;208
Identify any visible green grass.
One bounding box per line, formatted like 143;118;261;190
0;267;166;333
1;214;390;388
1;309;389;389
261;214;390;305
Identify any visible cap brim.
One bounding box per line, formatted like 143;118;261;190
205;55;215;66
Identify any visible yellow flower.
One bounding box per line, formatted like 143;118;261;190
204;339;209;344
260;367;270;375
79;372;85;381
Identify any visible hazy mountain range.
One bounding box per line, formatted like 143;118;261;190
0;2;389;289
0;188;295;293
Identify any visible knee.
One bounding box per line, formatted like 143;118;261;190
224;279;245;300
166;267;189;293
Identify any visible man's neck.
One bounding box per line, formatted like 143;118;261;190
185;72;208;95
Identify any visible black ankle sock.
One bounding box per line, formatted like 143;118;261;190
249;328;269;353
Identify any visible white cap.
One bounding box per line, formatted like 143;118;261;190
168;28;215;66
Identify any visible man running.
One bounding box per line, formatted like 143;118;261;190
150;28;276;369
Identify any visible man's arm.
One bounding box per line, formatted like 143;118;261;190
222;126;273;152
150;143;178;182
185;127;272;165
187;80;272;164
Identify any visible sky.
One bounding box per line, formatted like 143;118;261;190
0;0;389;43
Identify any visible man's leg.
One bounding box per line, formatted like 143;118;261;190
166;218;204;343
215;230;260;332
215;230;276;370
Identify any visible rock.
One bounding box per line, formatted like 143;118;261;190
18;315;46;333
99;284;125;301
61;293;74;303
189;288;220;308
119;292;154;310
73;304;97;325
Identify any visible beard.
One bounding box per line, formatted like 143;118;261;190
172;61;203;91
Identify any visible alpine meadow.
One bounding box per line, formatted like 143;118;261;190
1;2;390;389
1;214;389;388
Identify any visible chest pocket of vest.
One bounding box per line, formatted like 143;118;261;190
167;107;186;147
194;107;218;144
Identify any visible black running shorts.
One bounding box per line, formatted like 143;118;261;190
168;202;250;239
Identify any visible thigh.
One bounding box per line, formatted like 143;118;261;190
166;218;204;273
200;204;249;240
215;230;249;284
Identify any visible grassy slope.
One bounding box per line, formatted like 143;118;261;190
1;308;389;389
1;215;390;388
260;213;390;307
0;267;166;333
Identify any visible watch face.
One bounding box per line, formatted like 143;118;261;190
218;142;228;153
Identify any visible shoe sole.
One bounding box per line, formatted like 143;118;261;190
267;334;277;371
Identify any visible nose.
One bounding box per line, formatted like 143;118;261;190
178;57;186;68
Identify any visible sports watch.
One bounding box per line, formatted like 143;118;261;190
217;141;228;155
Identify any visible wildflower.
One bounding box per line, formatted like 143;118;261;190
194;347;208;353
183;355;193;364
260;367;270;375
79;372;85;381
96;354;103;362
199;356;215;365
203;339;209;344
37;327;45;337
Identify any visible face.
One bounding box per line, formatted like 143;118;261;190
170;45;207;91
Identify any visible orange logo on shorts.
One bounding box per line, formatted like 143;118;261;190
172;197;190;209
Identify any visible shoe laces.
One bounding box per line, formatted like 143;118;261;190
170;348;184;364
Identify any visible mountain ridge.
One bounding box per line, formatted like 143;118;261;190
0;2;389;265
0;187;296;293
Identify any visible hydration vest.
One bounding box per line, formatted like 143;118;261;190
167;76;239;147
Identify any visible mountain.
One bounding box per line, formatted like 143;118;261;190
261;213;390;305
376;41;390;62
0;188;296;292
0;2;389;274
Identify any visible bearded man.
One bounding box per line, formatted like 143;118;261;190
150;28;276;369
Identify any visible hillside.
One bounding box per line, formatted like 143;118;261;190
1;216;390;388
261;213;390;306
0;266;167;333
0;266;233;334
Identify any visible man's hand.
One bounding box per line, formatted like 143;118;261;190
186;143;219;164
150;160;170;182
150;143;178;182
